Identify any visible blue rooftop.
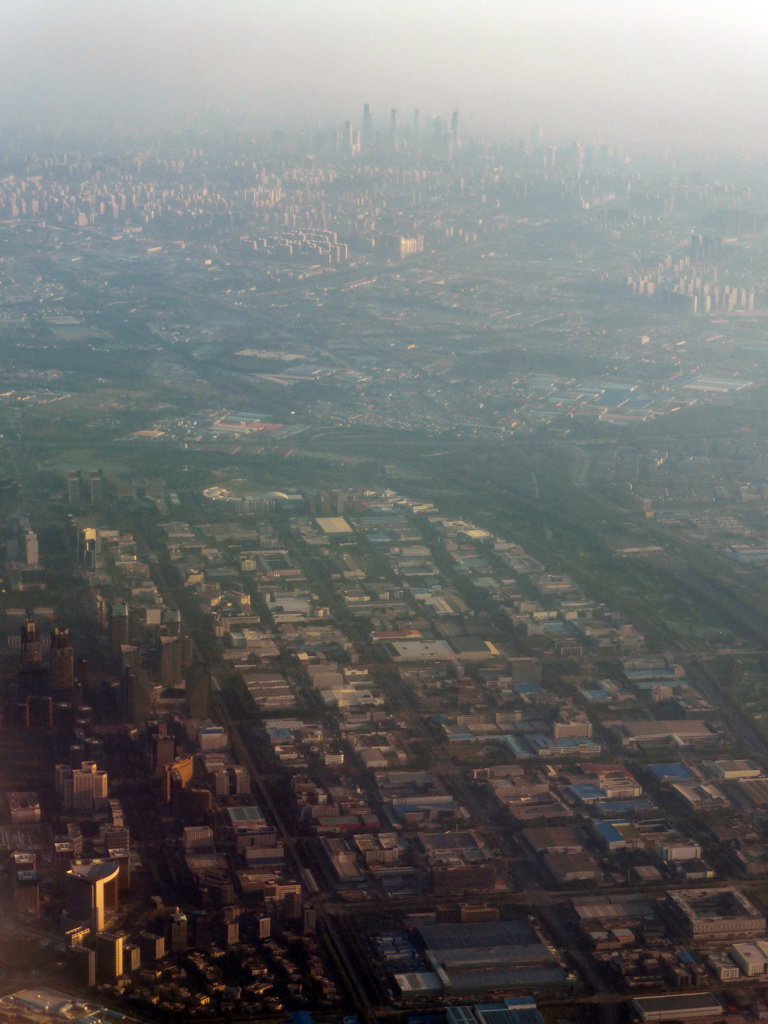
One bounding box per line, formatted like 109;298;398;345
569;783;603;801
475;998;544;1024
593;821;626;845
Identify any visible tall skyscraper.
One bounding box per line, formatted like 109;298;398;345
50;626;74;692
88;470;103;505
20;616;41;670
23;529;38;565
160;635;181;690
67;471;82;505
19;615;48;699
166;910;188;952
362;103;372;148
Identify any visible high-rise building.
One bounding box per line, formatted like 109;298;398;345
18;616;48;699
362;103;372;148
121;644;141;672
230;765;250;795
123;942;140;973
102;822;130;851
161;608;181;637
137;930;165;961
191;910;211;948
20;616;41;670
67;944;96;987
65;860;120;932
50;626;74;692
95;931;125;983
55;840;77;881
12;851;39;915
106;846;131;891
212;769;229;797
164;754;194;803
88;470;103;505
23;529;38;566
166;910;188;952
160;635;181;689
67;471;82;506
151;730;176;777
56;761;109;813
77;524;99;569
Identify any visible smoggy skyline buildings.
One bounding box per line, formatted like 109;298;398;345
2;0;768;150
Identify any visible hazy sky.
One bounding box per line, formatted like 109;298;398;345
1;0;766;146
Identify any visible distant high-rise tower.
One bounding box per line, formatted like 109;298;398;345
88;470;103;505
362;103;372;148
390;108;398;142
19;615;48;698
20;616;41;670
50;626;74;692
160;635;181;690
67;471;82;506
23;529;38;566
166;910;188;952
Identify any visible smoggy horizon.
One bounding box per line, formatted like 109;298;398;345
1;0;768;151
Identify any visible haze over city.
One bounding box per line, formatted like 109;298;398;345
1;0;768;146
5;3;768;1024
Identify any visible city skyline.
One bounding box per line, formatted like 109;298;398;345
1;0;768;148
